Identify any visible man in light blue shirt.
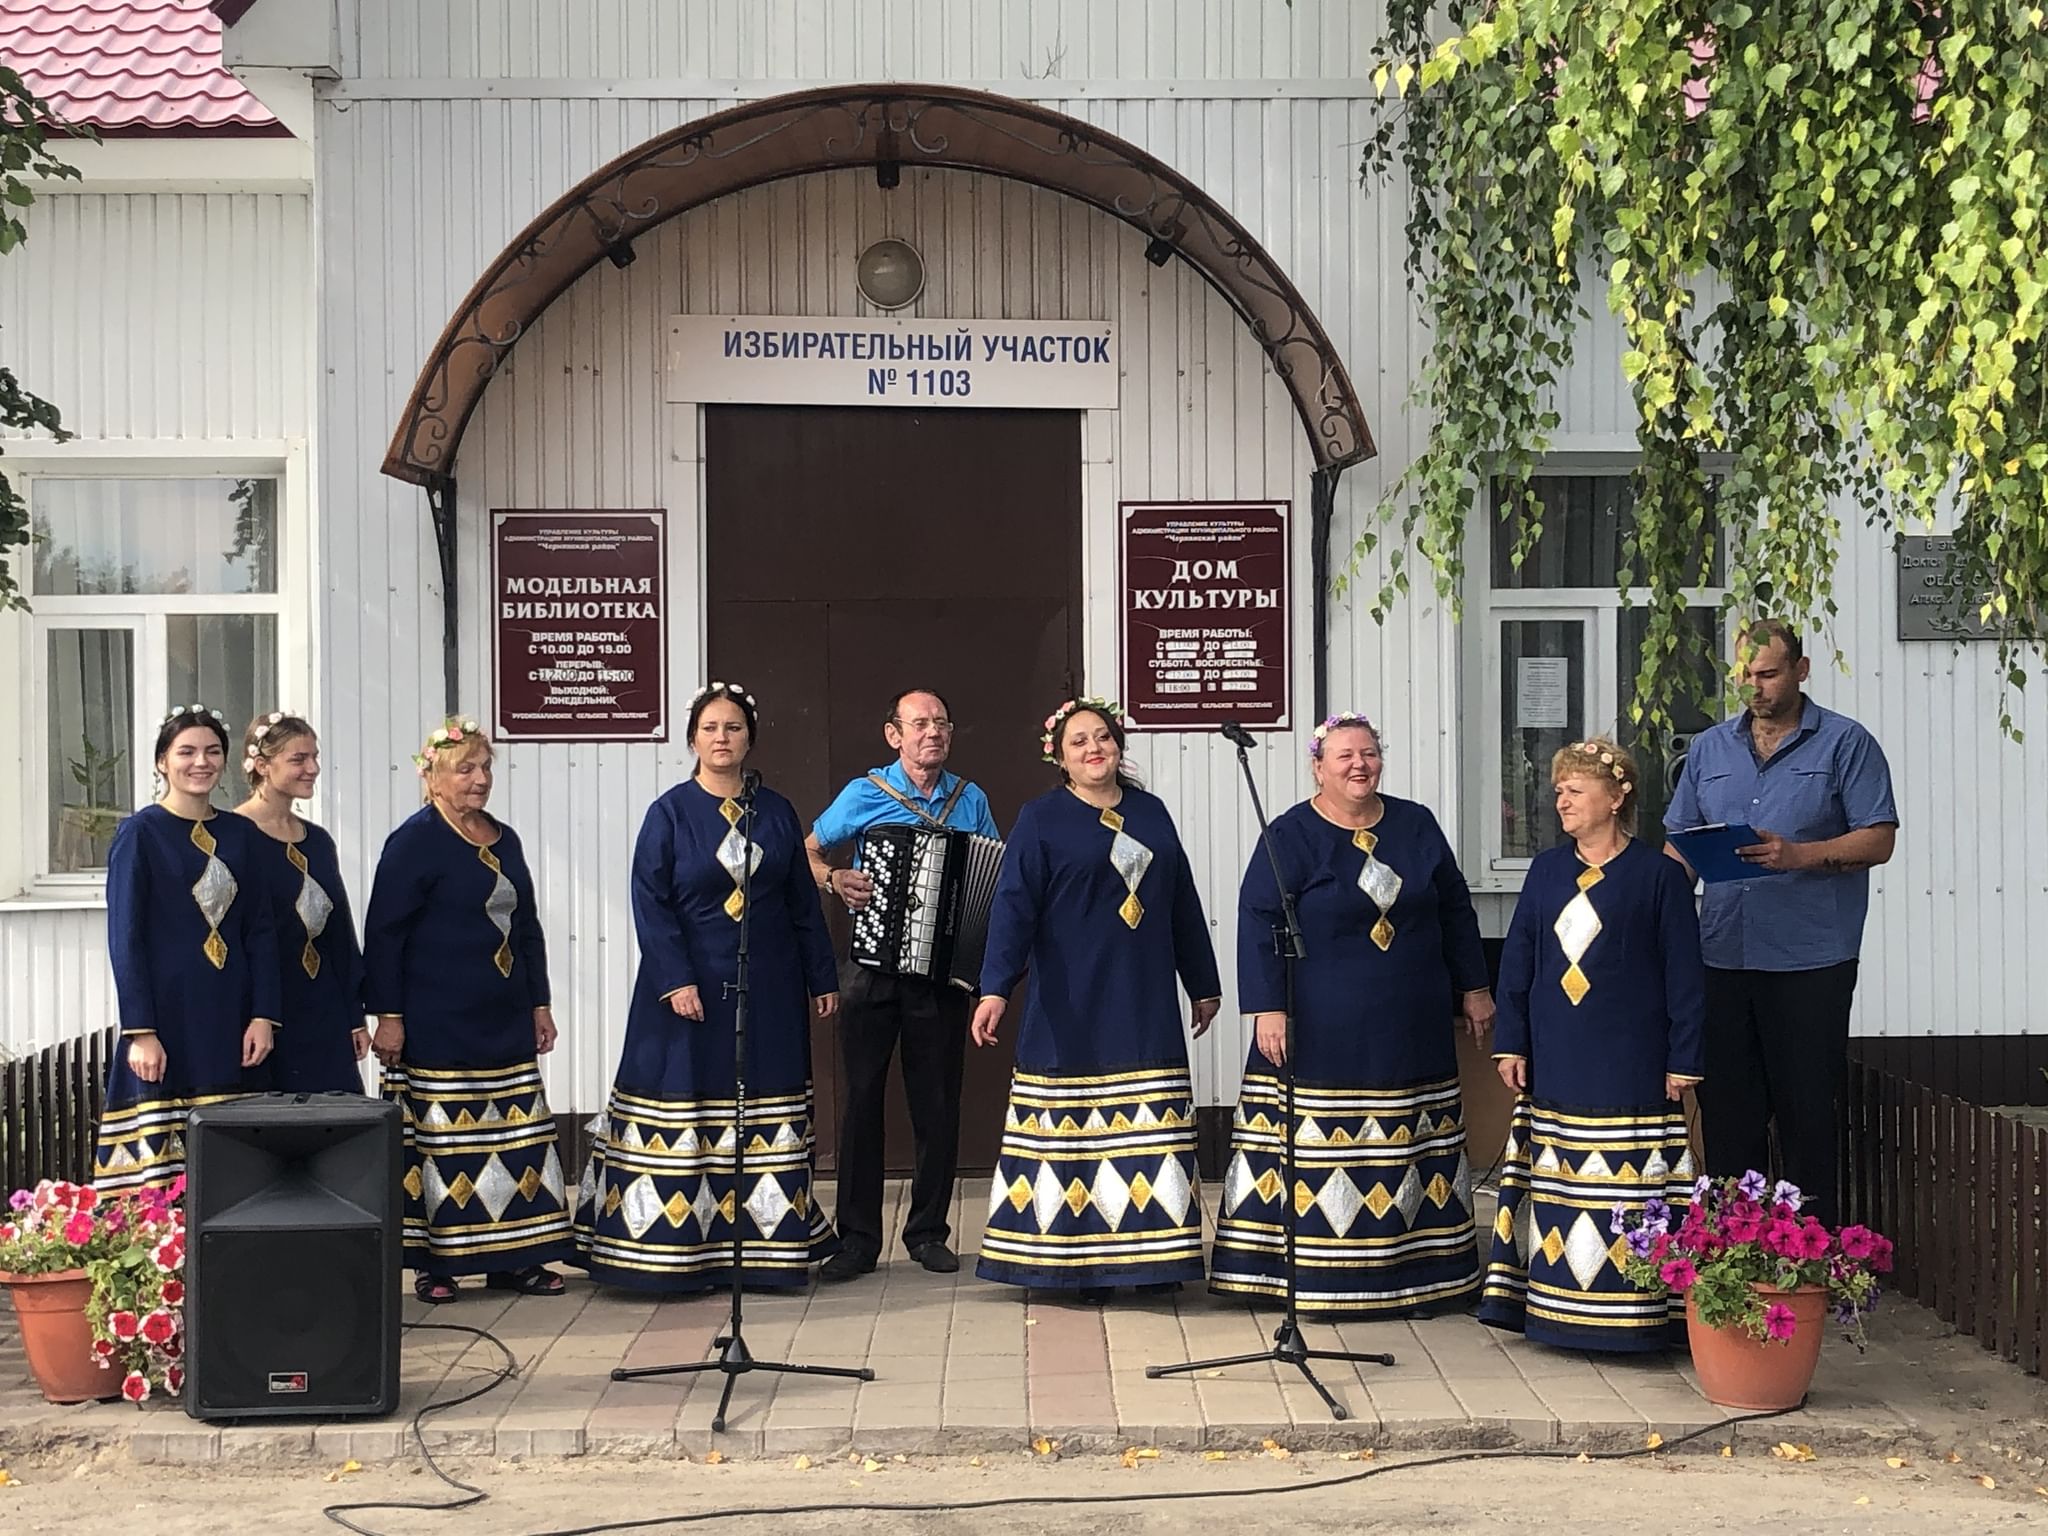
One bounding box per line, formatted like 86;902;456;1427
1664;621;1898;1224
805;687;999;1283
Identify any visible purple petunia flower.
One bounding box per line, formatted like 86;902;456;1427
1835;1302;1859;1327
1737;1170;1768;1201
1626;1227;1656;1259
1692;1175;1713;1202
7;1189;30;1211
1772;1179;1804;1211
1643;1197;1671;1232
1609;1201;1631;1237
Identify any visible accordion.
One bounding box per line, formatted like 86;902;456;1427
848;825;1006;992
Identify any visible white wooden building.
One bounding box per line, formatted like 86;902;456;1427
4;0;2041;1151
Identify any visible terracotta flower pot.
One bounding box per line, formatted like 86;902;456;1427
1685;1283;1827;1411
2;1268;119;1405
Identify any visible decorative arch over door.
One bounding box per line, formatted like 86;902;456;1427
384;84;1374;714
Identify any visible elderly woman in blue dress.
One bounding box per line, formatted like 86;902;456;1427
364;717;572;1303
231;711;369;1094
96;706;282;1195
1476;737;1706;1352
573;682;841;1291
971;697;1221;1303
1210;712;1495;1317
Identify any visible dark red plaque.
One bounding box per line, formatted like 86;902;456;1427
491;511;667;742
1119;501;1290;731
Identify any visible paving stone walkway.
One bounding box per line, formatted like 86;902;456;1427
6;1182;2044;1465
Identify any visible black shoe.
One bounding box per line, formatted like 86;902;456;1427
1136;1281;1181;1297
908;1241;959;1274
820;1249;878;1284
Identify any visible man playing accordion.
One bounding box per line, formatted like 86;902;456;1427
807;687;1000;1282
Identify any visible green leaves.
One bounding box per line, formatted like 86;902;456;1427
1358;0;2047;736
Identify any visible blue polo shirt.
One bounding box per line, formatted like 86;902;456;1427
1664;700;1898;973
811;762;1000;859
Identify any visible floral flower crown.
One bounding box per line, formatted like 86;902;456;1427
244;710;297;776
1563;738;1633;792
160;705;225;728
691;679;758;712
1309;711;1380;759
412;716;483;777
1040;696;1125;763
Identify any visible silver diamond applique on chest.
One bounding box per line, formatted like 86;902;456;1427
484;866;517;940
296;871;334;941
1358;854;1403;912
1553;891;1602;965
717;827;763;886
1108;829;1152;890
192;851;237;930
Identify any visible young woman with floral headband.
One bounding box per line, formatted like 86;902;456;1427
361;717;571;1303
1476;736;1707;1352
571;682;843;1293
1208;712;1495;1318
95;706;283;1195
231;711;370;1094
970;697;1222;1303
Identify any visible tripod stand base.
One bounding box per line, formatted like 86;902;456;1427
612;1331;874;1433
1146;1318;1393;1421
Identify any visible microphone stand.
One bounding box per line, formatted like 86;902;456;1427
1145;728;1393;1419
610;771;874;1432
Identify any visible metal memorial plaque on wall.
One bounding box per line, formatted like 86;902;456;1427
1119;501;1290;731
1896;534;1997;642
492;511;667;742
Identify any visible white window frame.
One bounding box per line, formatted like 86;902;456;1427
1461;455;1730;891
6;441;308;900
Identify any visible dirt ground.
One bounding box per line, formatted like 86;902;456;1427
4;1441;2047;1535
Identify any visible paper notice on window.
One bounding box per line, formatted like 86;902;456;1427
1515;657;1570;730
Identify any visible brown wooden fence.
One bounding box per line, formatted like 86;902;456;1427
1;1030;115;1196
1844;1061;2048;1377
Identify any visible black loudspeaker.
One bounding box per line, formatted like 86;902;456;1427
184;1094;403;1420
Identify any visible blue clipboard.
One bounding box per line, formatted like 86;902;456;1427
1667;823;1777;885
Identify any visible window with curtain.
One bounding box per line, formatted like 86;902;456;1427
29;476;283;877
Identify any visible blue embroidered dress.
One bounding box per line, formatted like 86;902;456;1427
975;786;1221;1290
96;806;283;1195
1476;838;1706;1351
362;805;571;1276
243;818;367;1094
573;780;840;1291
1210;797;1490;1316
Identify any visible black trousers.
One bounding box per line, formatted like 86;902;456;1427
831;962;968;1259
1697;960;1860;1226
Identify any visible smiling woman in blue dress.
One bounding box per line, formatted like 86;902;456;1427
231;711;369;1094
1209;712;1494;1317
1476;737;1706;1352
971;697;1221;1303
364;717;572;1304
572;682;842;1292
96;706;281;1195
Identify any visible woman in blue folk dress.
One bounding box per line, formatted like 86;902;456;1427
96;706;282;1195
573;683;842;1291
971;698;1222;1302
364;717;571;1303
1477;737;1706;1352
1210;713;1495;1317
232;712;368;1094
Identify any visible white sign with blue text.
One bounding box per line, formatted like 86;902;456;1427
664;315;1119;410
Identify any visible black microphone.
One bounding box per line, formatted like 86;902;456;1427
741;768;762;798
1219;721;1260;750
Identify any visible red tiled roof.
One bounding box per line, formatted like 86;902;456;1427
0;0;279;133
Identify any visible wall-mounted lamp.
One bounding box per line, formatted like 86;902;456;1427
605;238;637;270
856;238;925;310
877;159;902;191
1144;236;1176;268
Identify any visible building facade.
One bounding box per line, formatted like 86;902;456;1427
4;1;2041;1157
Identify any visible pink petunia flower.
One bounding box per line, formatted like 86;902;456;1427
1764;1302;1798;1342
121;1371;150;1404
1793;1219;1831;1261
1723;1204;1764;1244
1659;1257;1699;1291
140;1310;177;1346
109;1310;140;1341
159;1278;185;1307
63;1210;94;1245
165;1364;185;1395
1838;1225;1876;1260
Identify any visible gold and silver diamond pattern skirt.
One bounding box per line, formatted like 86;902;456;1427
1475;1098;1693;1352
570;1083;837;1291
1210;1072;1479;1315
975;1065;1204;1290
385;1059;572;1276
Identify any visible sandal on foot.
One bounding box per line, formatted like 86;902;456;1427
486;1265;565;1296
413;1274;459;1304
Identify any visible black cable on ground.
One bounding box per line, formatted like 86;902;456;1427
320;1321;520;1536
318;1313;1798;1536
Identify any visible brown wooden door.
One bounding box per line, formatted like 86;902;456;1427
705;404;1083;1173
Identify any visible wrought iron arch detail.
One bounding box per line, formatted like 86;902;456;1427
381;85;1374;486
